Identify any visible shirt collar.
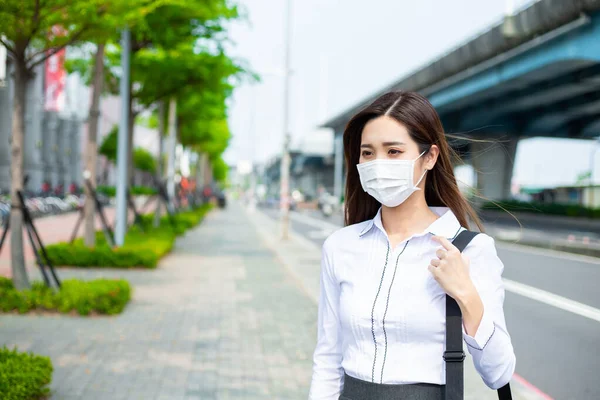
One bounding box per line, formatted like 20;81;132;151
358;207;463;240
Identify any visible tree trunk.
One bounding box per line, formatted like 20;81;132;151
154;101;165;227
83;43;105;248
127;80;134;188
10;62;29;289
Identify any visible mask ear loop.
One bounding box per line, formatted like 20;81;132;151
414;146;432;188
414;169;427;188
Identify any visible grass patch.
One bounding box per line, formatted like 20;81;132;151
44;204;211;268
0;346;53;400
0;277;131;315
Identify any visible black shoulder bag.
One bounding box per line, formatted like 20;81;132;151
445;230;512;400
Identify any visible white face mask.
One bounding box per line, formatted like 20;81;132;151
356;151;427;207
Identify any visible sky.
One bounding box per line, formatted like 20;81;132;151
223;0;600;189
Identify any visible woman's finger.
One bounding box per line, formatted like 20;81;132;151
433;236;458;252
436;249;446;259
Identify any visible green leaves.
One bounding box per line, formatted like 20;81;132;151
133;147;156;173
99;125;118;162
99;125;157;173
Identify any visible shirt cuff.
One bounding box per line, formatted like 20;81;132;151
463;308;496;351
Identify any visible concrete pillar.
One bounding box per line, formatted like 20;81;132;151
68;119;82;186
0;73;12;192
471;136;518;201
42;112;61;186
55;117;69;195
23;65;45;191
333;132;344;200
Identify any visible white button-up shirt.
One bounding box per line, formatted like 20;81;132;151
309;207;516;400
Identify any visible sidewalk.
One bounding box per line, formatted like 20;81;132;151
0;204;315;399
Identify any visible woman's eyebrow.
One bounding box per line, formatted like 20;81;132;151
360;141;406;148
382;141;406;146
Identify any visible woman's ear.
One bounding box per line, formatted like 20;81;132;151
425;145;439;170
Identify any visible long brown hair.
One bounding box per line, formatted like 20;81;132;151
343;91;483;231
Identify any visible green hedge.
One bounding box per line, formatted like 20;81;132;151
0;277;131;316
44;204;211;268
96;185;158;197
0;346;53;400
481;200;600;218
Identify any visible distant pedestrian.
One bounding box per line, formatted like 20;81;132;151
309;91;515;400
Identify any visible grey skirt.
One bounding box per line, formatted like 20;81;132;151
339;373;444;400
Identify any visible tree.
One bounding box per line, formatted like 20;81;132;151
66;1;178;248
66;0;241;222
0;0;113;289
109;0;239;186
83;42;105;247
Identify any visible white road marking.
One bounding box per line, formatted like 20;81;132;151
503;279;600;323
307;230;336;239
290;212;341;231
496;241;600;265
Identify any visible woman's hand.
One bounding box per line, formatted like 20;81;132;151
428;236;475;301
428;235;484;336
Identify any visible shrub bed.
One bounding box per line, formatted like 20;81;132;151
96;185;158;197
0;346;53;400
44;204;211;268
0;277;131;316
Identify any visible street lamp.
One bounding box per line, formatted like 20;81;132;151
280;0;293;240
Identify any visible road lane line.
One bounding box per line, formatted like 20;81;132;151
290;211;341;231
503;279;600;323
496;241;600;265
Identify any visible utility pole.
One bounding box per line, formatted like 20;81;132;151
589;137;600;208
280;0;292;239
115;29;130;246
167;97;177;212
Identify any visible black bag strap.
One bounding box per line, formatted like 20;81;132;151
445;230;512;400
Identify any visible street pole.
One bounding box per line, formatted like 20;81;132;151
248;84;258;211
590;138;600;209
167;97;177;212
115;28;131;247
280;0;292;239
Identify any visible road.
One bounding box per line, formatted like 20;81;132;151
262;207;600;400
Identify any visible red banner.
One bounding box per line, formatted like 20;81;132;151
44;26;67;112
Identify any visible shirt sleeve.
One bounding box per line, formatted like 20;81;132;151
309;239;345;399
462;234;516;390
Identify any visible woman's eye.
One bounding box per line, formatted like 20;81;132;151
389;149;402;155
361;151;372;157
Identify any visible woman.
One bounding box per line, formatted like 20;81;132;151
308;91;515;400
